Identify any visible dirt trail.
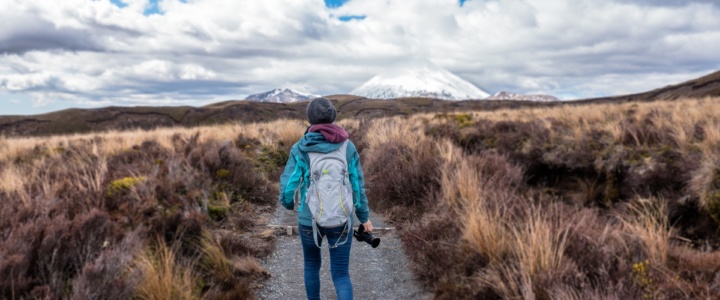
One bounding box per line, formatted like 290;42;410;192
258;204;430;300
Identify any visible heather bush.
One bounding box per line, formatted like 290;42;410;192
3;97;720;299
364;140;440;218
362;99;720;298
0;126;282;299
363;119;442;222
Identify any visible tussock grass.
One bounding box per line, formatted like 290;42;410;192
231;256;267;276
689;154;720;210
440;142;510;262
135;241;200;300
362;97;720;298
0;120;285;298
511;208;570;278
620;199;673;266
363;116;430;157
0;164;26;196
200;231;232;281
3;96;720;299
0;119;307;162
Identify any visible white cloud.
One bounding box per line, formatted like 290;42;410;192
1;0;719;113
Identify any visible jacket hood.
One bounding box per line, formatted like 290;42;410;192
297;130;344;153
308;124;349;143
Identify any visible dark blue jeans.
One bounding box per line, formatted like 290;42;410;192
299;223;353;300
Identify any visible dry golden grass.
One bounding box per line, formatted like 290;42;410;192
439;141;510;262
0;118;307;214
477;263;534;300
621;199;673;266
0;120;294;298
71;156;108;198
231;256;267;276
134;242;200;300
0;163;25;194
200;232;232;281
364;116;430;157
511;208;569;277
444;97;720;152
3;96;720;299
689;154;720;210
336;118;361;132
0;119;309;163
359;98;720;297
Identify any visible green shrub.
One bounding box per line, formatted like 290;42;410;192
208;204;229;221
216;169;231;179
106;176;146;197
453;113;474;128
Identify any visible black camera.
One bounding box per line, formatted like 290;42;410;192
354;224;380;248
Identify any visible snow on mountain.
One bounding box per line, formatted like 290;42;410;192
350;60;490;100
245;88;319;103
486;91;559;102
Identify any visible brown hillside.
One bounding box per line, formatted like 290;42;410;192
0;98;556;137
1;69;718;137
582;69;720;103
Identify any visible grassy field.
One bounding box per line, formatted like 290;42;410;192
0;120;307;299
361;97;720;299
2;97;720;299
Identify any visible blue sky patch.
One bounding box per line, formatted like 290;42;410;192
325;0;349;9
143;0;162;16
338;15;366;22
459;0;468;7
110;0;164;15
110;0;127;8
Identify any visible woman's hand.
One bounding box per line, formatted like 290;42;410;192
362;220;373;233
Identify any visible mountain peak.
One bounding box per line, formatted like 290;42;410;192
245;88;319;103
350;60;490;100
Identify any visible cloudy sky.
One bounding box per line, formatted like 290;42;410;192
1;0;719;115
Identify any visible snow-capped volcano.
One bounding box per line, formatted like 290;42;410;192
486;91;559;102
350;60;490;100
245;88;319;103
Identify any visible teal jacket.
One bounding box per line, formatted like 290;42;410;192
279;130;369;226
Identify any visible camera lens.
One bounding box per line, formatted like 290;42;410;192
354;225;381;248
369;237;380;248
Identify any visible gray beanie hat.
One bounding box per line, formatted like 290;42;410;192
306;97;336;124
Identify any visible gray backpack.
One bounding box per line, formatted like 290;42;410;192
306;140;355;248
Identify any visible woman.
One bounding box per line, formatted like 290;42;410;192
279;97;373;300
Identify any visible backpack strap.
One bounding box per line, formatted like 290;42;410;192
312;218;352;249
330;218;352;249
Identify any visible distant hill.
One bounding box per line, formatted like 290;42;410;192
1;70;718;137
0;97;557;137
581;70;720;103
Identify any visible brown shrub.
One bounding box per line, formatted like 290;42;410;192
364;139;441;221
71;231;141;300
186;138;276;205
147;211;206;256
0;209;124;298
401;213;488;299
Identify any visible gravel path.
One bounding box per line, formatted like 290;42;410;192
258;205;431;300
